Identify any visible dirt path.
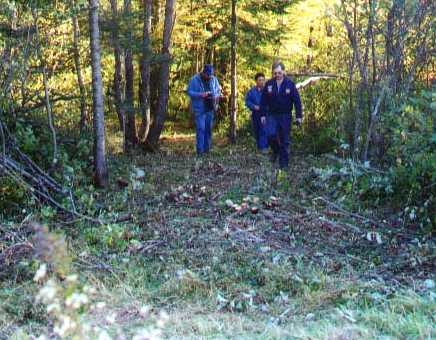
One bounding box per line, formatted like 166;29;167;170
112;137;433;287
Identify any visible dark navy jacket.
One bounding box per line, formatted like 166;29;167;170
260;77;302;119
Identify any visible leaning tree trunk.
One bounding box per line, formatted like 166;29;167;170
124;0;137;147
89;0;108;187
71;0;89;133
229;0;237;143
146;0;176;148
138;0;153;142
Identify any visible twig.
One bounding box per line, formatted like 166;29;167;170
287;200;363;234
313;196;387;228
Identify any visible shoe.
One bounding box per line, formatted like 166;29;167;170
270;153;278;163
259;148;269;154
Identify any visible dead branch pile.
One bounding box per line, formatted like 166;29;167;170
0;120;74;211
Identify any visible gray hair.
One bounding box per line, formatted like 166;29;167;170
272;61;285;72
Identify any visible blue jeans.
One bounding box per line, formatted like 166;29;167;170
252;111;268;150
195;111;214;154
266;114;291;168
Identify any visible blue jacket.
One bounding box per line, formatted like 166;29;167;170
260;77;302;119
245;86;263;114
187;74;221;114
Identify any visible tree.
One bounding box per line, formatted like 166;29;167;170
123;0;137;147
88;0;108;187
138;0;153;142
229;0;237;143
339;0;434;161
109;0;127;153
146;0;176;148
32;7;58;167
71;0;88;133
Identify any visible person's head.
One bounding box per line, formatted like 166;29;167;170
201;64;214;81
272;61;286;81
255;72;265;88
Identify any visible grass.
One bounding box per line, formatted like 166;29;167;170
1;134;435;339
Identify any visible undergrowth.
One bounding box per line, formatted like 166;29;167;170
1;136;435;339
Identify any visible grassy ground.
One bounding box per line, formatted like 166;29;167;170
1;134;435;339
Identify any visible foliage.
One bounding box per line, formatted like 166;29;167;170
0;0;435;337
310;88;436;230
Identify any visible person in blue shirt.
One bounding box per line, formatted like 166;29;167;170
245;72;268;152
260;62;303;169
187;65;222;155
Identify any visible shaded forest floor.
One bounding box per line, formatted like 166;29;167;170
1;134;435;339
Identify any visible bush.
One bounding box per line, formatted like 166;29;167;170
310;87;435;229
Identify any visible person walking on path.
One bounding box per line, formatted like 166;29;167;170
245;72;268;152
260;62;303;169
187;64;222;155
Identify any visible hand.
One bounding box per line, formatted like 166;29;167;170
254;105;260;111
261;116;266;125
296;118;303;127
200;92;210;98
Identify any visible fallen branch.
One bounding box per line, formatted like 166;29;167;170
323;154;386;174
287;200;363;234
313;196;388;228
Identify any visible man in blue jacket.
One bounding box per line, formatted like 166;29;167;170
187;64;222;155
260;62;303;169
245;72;268;152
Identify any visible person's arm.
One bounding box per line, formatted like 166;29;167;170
187;77;203;98
245;89;256;111
292;83;303;119
260;84;269;118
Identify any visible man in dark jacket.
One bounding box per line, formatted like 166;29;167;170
245;72;268;152
260;62;302;169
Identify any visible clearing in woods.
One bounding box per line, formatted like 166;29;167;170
2;135;435;339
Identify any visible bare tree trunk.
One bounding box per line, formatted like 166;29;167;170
138;0;153;142
362;86;386;162
32;9;58;166
71;1;88;133
89;0;108;187
124;0;137;147
109;0;126;152
229;0;237;143
146;0;176;147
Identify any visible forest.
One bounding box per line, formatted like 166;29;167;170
0;0;435;338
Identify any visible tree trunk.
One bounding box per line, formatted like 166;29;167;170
89;0;108;187
71;1;88;133
146;0;176;147
32;9;58;166
109;0;126;152
229;0;237;143
152;0;162;29
362;86;386;162
124;0;137;146
138;0;153;142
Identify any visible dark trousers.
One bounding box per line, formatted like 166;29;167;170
252;111;268;150
266;114;291;168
